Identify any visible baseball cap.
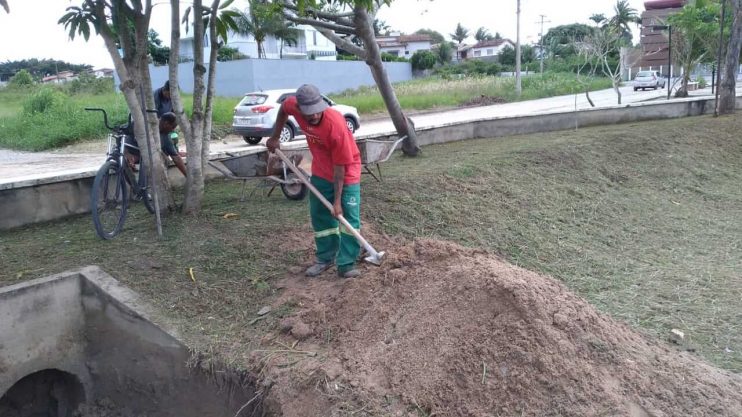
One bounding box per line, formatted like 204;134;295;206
296;84;328;115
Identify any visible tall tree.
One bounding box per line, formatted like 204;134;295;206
434;41;454;64
475;27;494;42
0;0;8;13
450;22;469;44
585;22;627;103
589;13;606;26
233;0;283;58
719;0;742;114
148;29;170;66
60;0;174;212
667;0;720;97
281;0;420;156
415;28;445;44
175;0;241;212
609;0;639;44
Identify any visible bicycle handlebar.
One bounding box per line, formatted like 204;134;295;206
84;107;115;131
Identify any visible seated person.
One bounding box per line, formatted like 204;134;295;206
124;112;187;177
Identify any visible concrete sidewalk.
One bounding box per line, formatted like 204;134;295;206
0;84;722;187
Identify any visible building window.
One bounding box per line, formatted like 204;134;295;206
474;50;481;57
486;49;493;55
313;31;317;46
405;50;410;55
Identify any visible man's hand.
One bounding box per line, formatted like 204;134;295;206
332;199;343;218
266;136;279;153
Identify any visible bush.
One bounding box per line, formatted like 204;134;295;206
697;77;708;89
23;88;67;115
433;60;503;77
410;50;437;71
381;52;408;62
64;73;114;95
8;69;34;87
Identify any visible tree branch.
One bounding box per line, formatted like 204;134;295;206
283;12;355;35
317;27;366;58
281;1;355;21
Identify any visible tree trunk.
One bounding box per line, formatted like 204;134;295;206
95;0;173;211
203;0;220;170
719;0;742;114
182;0;207;213
353;6;419;156
613;78;622;105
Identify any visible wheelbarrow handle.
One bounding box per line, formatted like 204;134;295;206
274;149;385;265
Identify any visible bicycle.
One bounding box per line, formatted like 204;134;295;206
86;108;156;239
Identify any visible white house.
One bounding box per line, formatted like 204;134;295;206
464;39;515;60
179;25;337;61
41;71;76;84
376;33;434;58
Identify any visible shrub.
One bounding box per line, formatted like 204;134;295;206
64;73;114;95
9;69;34;87
381;52;408;62
697;77;707;89
410;50;437;71
23;88;67;115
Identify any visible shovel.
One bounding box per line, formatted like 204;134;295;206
274;149;386;265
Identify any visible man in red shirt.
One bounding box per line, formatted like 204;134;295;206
266;84;363;278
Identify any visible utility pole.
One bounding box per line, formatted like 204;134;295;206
516;0;522;96
537;14;551;74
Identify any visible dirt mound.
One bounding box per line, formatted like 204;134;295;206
259;237;742;417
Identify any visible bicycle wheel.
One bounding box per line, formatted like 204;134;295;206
91;160;129;239
136;166;156;214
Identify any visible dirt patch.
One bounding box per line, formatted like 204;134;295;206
459;95;507;107
256;236;742;416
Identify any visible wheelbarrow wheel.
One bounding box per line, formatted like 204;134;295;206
243;136;262;145
281;172;308;201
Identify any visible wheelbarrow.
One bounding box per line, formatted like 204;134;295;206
208;149;311;201
357;136;406;182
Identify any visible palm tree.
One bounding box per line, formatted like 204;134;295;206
234;0;282;58
589;13;606;26
450;23;469;60
610;0;639;43
475;27;494;42
274;24;300;59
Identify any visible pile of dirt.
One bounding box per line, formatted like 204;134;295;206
459;95;507;107
256;237;742;416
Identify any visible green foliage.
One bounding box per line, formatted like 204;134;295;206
64;73;114;95
434;42;454;65
217;46;244;61
8;69;34;87
450;22;469;44
23;88;67;115
499;45;536;69
381;52;407;62
148;29;170;66
0;59;91;82
414;28;445;44
435;60;503;77
474;27;494;42
410;50;437;71
543;23;594;59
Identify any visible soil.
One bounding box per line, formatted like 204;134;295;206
255;231;742;417
459;95;507;107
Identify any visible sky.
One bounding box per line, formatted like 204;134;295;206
0;0;647;69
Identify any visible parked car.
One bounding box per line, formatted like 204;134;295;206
232;89;361;145
633;71;666;91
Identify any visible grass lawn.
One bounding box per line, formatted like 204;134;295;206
0;73;612;151
1;114;740;373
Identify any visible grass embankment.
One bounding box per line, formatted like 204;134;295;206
0;72;611;151
2;115;738;372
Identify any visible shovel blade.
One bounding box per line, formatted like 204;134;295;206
364;251;386;266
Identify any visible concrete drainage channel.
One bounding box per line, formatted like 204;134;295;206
0;266;260;417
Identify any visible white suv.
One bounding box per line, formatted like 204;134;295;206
633;71;666;91
232;89;361;145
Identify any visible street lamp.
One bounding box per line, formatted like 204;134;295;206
651;24;672;100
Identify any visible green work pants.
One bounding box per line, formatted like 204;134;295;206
309;176;361;273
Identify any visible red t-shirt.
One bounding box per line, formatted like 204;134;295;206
282;96;361;184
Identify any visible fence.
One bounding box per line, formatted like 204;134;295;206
115;58;412;97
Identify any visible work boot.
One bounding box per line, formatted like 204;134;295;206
305;261;333;277
338;269;361;278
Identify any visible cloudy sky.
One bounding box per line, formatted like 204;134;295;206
0;0;647;69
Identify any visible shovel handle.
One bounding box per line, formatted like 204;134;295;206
274;149;381;258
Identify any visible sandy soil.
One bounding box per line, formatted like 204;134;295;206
252;232;742;417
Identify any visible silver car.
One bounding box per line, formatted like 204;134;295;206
232;89;361;145
633;71;666;91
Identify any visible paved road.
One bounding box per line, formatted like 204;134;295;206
0;85;710;185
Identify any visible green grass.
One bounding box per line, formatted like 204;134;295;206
0;72;611;151
1;115;740;374
329;73;613;114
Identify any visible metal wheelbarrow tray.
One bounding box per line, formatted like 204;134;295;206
356;136;405;182
208;149;311;201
